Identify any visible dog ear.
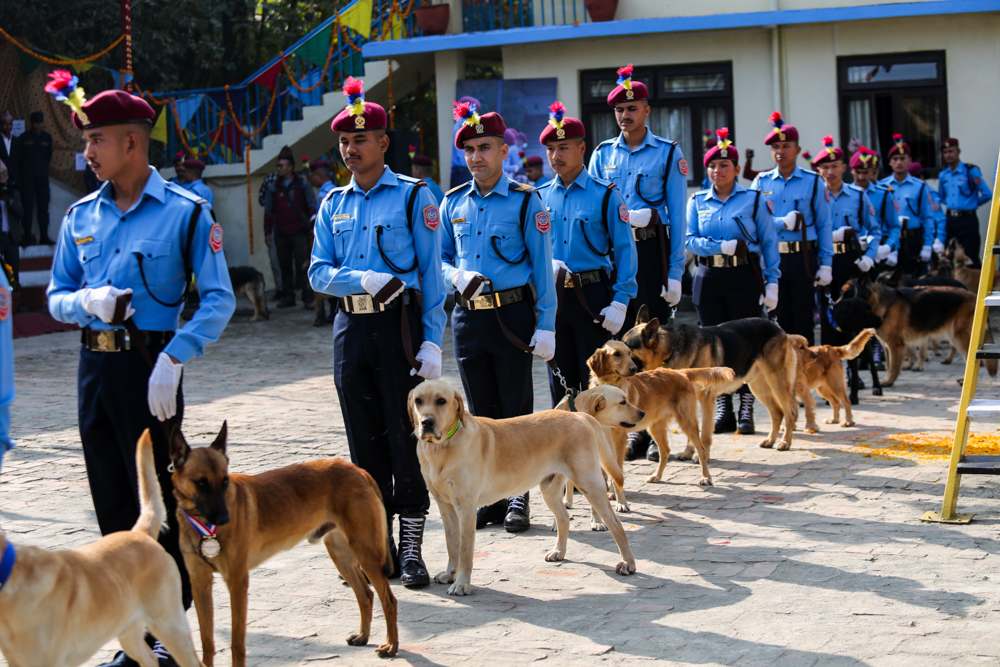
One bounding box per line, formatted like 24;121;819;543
407;388;419;428
593;393;606;412
588;349;608;378
642;319;660;348
170;425;191;470
210;421;228;458
635;304;649;326
454;390;465;424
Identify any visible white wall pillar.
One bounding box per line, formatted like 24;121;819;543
436;50;465;190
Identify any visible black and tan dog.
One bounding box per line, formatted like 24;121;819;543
842;274;997;387
170;423;398;665
228;266;270;321
621;306;798;452
830;297;885;403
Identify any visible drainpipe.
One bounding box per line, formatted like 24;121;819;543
770;0;782;112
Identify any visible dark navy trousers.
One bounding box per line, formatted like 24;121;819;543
899;230;927;275
820;253;858;345
774;250;818;345
626;237;672;330
946;212;982;268
333;303;429;517
77;346;190;609
452;297;534;420
549;280;613;407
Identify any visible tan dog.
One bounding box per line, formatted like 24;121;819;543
554;385;645;525
588;341;735;486
170;423;398;665
408;380;636;596
789;329;875;430
0;430;204;667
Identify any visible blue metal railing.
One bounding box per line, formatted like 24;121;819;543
149;0;425;166
462;0;591;32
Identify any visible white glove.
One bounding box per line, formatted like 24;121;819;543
759;283;779;311
720;239;738;256
148;352;183;421
814;265;833;286
832;226;851;243
876;244;891;261
855;255;875;273
778;211;800;231
920;245;932;262
530;329;556;362
661;279;682;307
600;301;628;334
81;286;134;324
886;250;899;267
452;269;485;299
361;270;403;302
552;259;570;279
933;239;945;254
628;209;652;228
410;341;442;380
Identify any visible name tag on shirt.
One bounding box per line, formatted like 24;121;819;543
332;214;351;221
761;191;773;196
604;164;617;170
452;217;466;224
75;236;94;245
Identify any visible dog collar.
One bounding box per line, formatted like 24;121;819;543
445;420;462;439
0;542;15;592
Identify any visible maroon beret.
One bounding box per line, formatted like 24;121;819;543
454;111;506;150
525;155;544;167
539;117;585;145
812;137;844;167
908;162;924;177
764;111;798;145
309;159;330;171
183;159;205;171
849;147;877;170
331;102;386;133
887;134;910;159
412;155;433;167
71;89;155;131
940;138;959;150
703;128;738;167
607;64;648;106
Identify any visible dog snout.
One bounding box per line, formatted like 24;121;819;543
421;416;436;430
637;409;645;420
212;508;231;527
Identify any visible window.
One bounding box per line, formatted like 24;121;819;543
580;62;734;185
838;51;948;178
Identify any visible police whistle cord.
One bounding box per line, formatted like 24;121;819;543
374;277;422;373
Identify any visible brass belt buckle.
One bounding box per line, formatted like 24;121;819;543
95;330;116;352
352;295;373;313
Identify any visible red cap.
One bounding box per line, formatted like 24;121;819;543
183;159;206;171
908;162;924;177
309;159;330;171
887;134;910;159
607;64;648;106
703;128;738;167
453;103;506;149
71;89;155;131
764;111;798;144
849;146;877;170
940;138;959;150
812;136;844;166
525;155;544;167
331;77;387;132
539;101;584;144
412;155;433;167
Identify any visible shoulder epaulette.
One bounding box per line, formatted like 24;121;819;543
967;163;981;173
514;183;534;192
446;181;471;196
654;136;678;147
848;183;864;193
536;179;557;189
164;181;205;205
397;174;421;184
595;138;617;149
65;189;101;214
693;188;711;197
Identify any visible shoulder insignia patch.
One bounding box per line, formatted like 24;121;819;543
975;176;983;186
893;200;900;212
767;200;775;214
678;158;689;176
619;205;629;223
824;189;831;202
423;204;440;231
209;223;223;253
0;285;9;321
932;200;940;212
535;212;551;233
869;203;876;216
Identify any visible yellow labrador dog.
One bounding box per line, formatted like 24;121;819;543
408;380;637;596
0;430;204;667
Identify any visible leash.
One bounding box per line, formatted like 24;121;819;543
794;211;812;277
654;209;671;296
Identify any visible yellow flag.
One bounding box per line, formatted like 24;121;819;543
339;0;373;39
150;108;168;144
57;56;94;74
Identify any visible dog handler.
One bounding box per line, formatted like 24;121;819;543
538;101;637;407
878;134;936;275
939;138;993;266
309;78;446;588
440;102;556;533
0;268;12;475
686;128;780;434
44;76;236;667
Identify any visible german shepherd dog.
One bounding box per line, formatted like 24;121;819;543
170;423;398;665
621;306;798;452
842;274;997;387
830;297;885;403
228;266;270;322
789;329;875;431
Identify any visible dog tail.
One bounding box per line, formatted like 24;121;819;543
132;429;168;539
787;334;811;351
362;473;394;577
985;325;998;378
679;367;737;393
836;328;876;360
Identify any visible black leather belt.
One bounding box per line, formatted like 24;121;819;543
82;327;175;352
899;226;924;238
948;209;976;217
778;240;813;254
339;288;416;314
563;269;604;288
633;226;662;242
456;284;532;311
698;255;750;268
833;241;866;254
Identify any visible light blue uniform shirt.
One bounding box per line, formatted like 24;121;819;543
424;179;445;205
686;183;781;285
538;169;638;306
317;180;335;209
752;166;834;266
861;184;901;250
308;166;447;347
827;184;881;262
183;179;213;208
47;168;236;364
440;174;556;331
588;127;688;282
0;271;14;458
928;187;946;242
878;174;935;247
939;161;992;211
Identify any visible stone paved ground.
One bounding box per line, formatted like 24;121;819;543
6;300;1000;667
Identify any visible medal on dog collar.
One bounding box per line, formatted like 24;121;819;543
183;510;221;559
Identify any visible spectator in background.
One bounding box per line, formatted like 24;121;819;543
524;155;547;186
171;151;187;184
0;111;21;188
260;146;293;301
411;154;443;203
20;112;52;245
181;158;213;207
0;160;22;287
265;152;316;309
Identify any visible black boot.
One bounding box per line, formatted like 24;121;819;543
646;439;660;462
386;514;400;580
737;392;755;435
625;431;652;460
504;492;531;533
96;651;138;667
714;395;736;434
398;513;430;588
476;499;508;529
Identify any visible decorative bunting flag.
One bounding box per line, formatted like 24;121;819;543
108;70;134;90
340;0;374;39
207;87;246;114
150;107;168;143
250;61;281;92
172;95;204;131
295;26;332;67
287;70;322;105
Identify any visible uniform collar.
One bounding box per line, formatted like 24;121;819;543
948;161;966;174
552;168;591;192
827;183;853;199
765;165;804;182
889;173;919;188
348;165;398;195
613;126;657;152
704;181;747;202
99;166;167;208
471;172;513;198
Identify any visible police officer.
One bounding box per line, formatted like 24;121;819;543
309;158;336;205
537;102;637;407
45;81;235;667
0;268;13;476
812;136;880;345
411;154;445;203
849;147;900;270
939;138;993;266
751;112;833;345
687;128;780;434
181;158;213;208
524;155;547;187
308;77;446;588
910;161;947;260
170;151;186;185
878;135;935;274
20;111;53;245
441;102;555;532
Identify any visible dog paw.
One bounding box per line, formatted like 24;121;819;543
447;582;472;596
615;502;630;513
615;560;637;575
347;632;370;647
645;474;662;483
913;366;924;372
675;452;693;461
591;521;608;532
699;476;713;486
607;490;616;501
776;441;792;451
841;420;855;427
434;571;456;584
758;439;775;449
942;358;952;365
564;501;574;509
376;642;399;658
872;388;883;396
823;418;836;425
545;549;566;562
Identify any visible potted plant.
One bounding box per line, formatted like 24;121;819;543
585;0;618;22
414;1;451;36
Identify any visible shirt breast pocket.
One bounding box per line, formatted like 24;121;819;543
332;220;354;258
454;222;471;259
635;168;666;207
76;241;102;285
131;239;175;287
576;209;609;254
489;221;527;264
378;223;410;253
